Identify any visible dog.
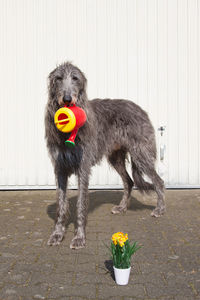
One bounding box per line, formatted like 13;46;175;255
45;62;165;249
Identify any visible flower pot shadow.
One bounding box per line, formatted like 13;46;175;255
104;259;115;281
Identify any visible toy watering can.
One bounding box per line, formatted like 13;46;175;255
54;104;87;147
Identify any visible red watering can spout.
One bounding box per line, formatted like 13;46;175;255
65;128;79;147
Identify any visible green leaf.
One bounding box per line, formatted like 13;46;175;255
106;237;142;269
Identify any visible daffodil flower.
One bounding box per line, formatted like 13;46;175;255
112;232;128;247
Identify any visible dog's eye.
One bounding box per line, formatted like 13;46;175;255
72;76;78;81
56;76;62;81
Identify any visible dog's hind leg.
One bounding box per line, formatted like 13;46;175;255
108;150;134;214
148;169;165;217
70;167;89;249
131;153;165;217
48;171;68;246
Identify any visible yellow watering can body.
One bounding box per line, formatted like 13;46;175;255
54;106;76;133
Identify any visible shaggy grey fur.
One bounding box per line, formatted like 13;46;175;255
45;62;165;249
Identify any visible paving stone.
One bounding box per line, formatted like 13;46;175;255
0;285;21;300
0;189;200;300
98;283;146;298
146;279;195;298
174;296;199;300
49;284;96;298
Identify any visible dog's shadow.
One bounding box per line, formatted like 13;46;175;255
47;191;155;229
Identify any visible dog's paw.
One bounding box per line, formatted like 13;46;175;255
111;205;127;215
47;231;64;246
151;206;166;218
70;236;86;249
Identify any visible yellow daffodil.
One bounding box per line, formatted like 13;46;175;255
112;232;128;247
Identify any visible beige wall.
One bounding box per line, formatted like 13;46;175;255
0;0;199;188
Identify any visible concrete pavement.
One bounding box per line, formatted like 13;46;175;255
0;189;200;300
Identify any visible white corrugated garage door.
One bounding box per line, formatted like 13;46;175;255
0;0;199;189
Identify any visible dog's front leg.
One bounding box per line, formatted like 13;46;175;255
48;171;68;246
70;168;89;249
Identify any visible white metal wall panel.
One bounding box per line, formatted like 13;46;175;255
0;0;200;189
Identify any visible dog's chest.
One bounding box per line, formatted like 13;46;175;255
56;145;83;174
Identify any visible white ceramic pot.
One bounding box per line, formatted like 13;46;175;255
113;266;131;285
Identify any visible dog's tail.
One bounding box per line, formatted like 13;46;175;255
131;160;155;194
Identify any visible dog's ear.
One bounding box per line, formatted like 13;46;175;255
48;70;58;100
83;76;87;91
81;72;87;93
48;68;59;85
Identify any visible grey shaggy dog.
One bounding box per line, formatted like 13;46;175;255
45;62;165;249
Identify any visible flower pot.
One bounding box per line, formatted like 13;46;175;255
113;266;131;285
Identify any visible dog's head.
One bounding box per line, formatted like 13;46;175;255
48;62;87;107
